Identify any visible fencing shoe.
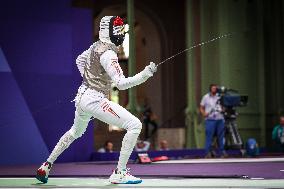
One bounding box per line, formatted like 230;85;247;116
109;168;142;184
36;161;52;183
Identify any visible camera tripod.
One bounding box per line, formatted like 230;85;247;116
223;108;243;149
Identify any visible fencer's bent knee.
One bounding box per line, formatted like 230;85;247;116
127;118;142;134
69;112;90;139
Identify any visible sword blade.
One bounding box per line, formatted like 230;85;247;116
157;33;233;67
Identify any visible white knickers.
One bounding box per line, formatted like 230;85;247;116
70;84;140;138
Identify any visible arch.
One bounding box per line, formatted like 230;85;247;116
93;4;167;148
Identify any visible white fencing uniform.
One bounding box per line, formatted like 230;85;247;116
46;16;156;172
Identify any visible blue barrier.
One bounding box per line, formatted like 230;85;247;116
91;149;242;161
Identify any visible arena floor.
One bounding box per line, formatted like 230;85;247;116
1;177;284;188
1;157;284;188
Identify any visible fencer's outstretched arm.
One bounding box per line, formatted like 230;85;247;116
100;50;157;90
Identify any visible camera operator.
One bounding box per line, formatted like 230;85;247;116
200;84;227;158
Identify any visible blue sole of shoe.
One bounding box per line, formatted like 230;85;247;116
111;180;142;184
124;180;143;184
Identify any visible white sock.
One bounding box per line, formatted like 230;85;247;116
47;130;75;164
117;131;139;171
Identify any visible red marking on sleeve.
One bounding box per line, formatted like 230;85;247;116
110;59;122;75
103;104;109;110
101;102;108;108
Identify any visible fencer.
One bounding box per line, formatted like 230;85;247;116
36;16;157;184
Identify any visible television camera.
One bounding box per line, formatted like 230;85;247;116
217;86;248;149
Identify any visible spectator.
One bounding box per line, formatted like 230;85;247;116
159;140;170;151
272;116;284;152
98;141;114;153
143;99;158;140
135;140;151;152
200;84;227;158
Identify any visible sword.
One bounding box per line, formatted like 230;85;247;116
157;33;233;67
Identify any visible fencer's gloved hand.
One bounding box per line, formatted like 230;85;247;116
143;62;157;77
